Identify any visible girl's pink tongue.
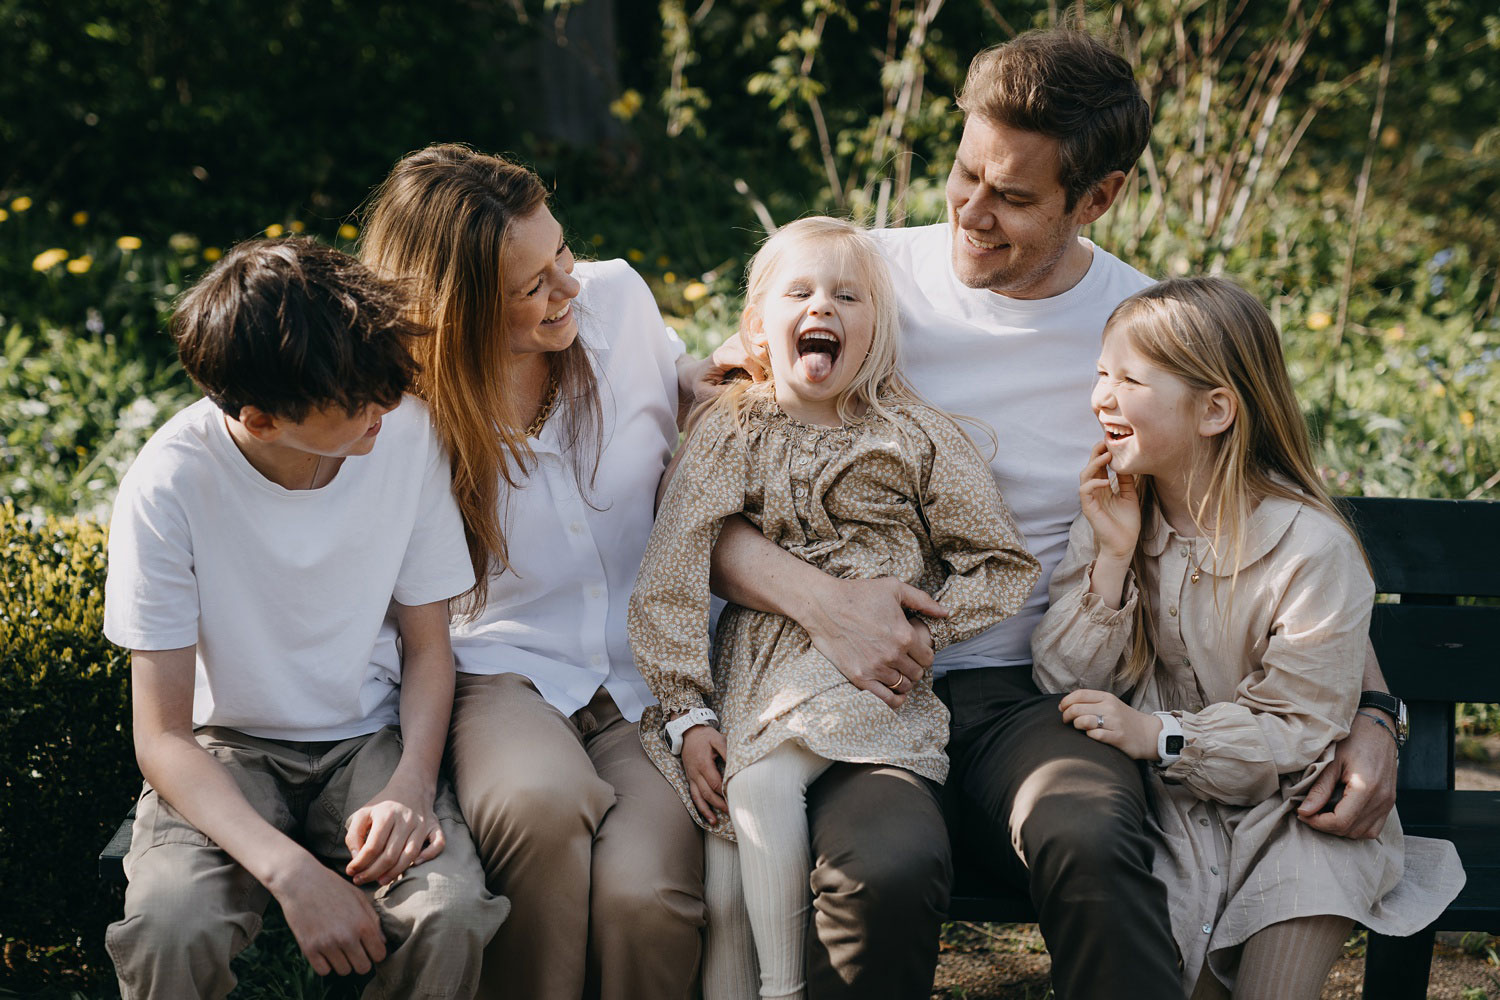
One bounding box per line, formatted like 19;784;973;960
800;352;834;383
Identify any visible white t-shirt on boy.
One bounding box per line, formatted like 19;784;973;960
104;394;475;741
871;224;1153;675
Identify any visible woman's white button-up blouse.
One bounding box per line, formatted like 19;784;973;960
450;258;685;723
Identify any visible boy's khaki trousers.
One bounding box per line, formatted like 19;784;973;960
106;726;508;1000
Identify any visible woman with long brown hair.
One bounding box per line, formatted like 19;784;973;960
361;144;705;1000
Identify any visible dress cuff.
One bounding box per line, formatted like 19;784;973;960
1077;564;1138;625
657;687;708;716
922;613;958;653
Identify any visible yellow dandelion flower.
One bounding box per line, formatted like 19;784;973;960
609;89;644;120
66;255;93;274
289;220;306;234
1379;126;1400;149
0;208;8;222
338;223;359;241
627;248;645;262
1432;383;1447;398
590;233;605;246
265;223;284;238
682;281;709;302
203;246;223;262
663;271;677;284
116;235;143;251
1307;311;1331;331
1384;325;1406;342
72;211;89;226
656;255;670;268
32;248;69;272
1459;410;1475;429
11;195;32;212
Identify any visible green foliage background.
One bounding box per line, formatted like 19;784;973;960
2;0;1499;994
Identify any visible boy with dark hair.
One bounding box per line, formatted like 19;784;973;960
103;238;507;999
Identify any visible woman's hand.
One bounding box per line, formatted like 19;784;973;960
1060;689;1162;761
1079;442;1140;562
682;725;730;824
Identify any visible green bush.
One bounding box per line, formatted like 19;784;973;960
0;504;133;992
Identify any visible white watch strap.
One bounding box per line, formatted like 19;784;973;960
1154;711;1183;767
666;707;719;755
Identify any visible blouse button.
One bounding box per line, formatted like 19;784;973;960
1179;545;1190;557
589;586;603;599
570;521;586;535
1202;923;1213;935
1199;817;1210;827
1168;607;1178;617
1210;865;1219;875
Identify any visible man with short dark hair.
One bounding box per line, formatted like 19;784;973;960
692;29;1399;1000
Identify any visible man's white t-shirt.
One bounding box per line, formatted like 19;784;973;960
872;224;1153;675
104;395;475;741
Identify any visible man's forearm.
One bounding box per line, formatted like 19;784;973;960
1361;638;1388;694
710;513;827;625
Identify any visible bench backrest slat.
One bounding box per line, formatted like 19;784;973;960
1371;604;1500;702
1340;497;1500;598
1339;496;1499;794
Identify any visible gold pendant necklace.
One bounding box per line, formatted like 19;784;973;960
1187;539;1210;584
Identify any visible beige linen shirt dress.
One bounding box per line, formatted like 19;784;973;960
629;392;1040;837
1031;495;1465;992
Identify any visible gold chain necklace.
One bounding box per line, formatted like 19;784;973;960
525;372;560;438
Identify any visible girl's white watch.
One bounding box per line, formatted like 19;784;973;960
1154;711;1184;768
666;707;720;755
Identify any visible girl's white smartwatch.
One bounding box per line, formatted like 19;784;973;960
1153;711;1184;768
666;707;719;755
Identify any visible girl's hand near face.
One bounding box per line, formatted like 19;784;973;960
1079;442;1140;608
1060;689;1162;761
1079;442;1141;559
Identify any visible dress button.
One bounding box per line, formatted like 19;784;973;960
1179;545;1190;557
794;485;806;498
1199;818;1210;827
1210;866;1219;875
1183;658;1191;668
1202;923;1212;935
1168;607;1178;617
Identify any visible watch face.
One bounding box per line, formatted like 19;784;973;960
1165;735;1185;755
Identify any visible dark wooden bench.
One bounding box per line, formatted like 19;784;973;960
100;497;1500;997
946;496;1500;998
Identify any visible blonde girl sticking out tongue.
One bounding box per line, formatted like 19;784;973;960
629;216;1041;1000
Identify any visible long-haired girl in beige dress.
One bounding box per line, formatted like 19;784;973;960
629;216;1039;999
1031;276;1464;999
